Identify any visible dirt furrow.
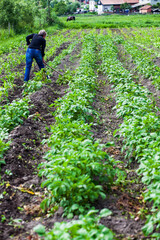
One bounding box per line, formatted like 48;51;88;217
92;75;145;239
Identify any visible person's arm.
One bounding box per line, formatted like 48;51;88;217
41;39;46;60
26;34;35;45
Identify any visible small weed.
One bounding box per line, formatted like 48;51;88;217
17;207;24;212
5;169;12;176
1;215;6;223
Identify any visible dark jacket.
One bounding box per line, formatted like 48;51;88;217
26;34;46;57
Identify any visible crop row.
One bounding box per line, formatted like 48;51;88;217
98;32;160;238
0;97;30;169
34;208;113;240
118;30;160;89
0;32;82;172
39;33;116;216
123;28;160;56
36;33;119;239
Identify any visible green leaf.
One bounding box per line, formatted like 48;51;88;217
142;221;154;236
105;142;115;147
99;208;112;218
99;191;106;200
87;209;98;216
67;213;73;219
0;160;5;165
33;224;46;236
71;204;79;211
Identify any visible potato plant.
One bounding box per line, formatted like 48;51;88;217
98;32;160;237
118;30;160;89
121;28;160;57
34;209;114;240
39;34;118;218
0;98;30;161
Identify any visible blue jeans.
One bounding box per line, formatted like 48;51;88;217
24;48;44;82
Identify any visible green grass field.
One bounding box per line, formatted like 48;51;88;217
60;14;160;28
1;14;160;55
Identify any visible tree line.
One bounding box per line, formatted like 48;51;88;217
0;0;80;33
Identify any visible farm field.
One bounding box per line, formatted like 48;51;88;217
60;14;160;28
0;26;160;240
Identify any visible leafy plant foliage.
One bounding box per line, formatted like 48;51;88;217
98;31;160;237
39;34;117;218
34;209;114;240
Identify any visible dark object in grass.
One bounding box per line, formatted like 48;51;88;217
67;16;75;21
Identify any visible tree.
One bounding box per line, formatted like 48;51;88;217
0;0;35;32
66;2;80;14
0;0;63;32
50;0;58;8
54;0;67;15
53;1;80;15
0;0;17;29
47;0;52;25
40;0;48;8
152;3;160;8
111;5;114;12
120;2;131;12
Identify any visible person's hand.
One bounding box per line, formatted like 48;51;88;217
42;57;45;63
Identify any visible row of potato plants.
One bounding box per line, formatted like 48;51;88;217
0;97;30;170
0;31;82;171
36;33;118;239
98;32;160;238
119;30;160;89
123;28;160;57
34;208;113;240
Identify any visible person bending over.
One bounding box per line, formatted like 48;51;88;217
24;30;47;82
